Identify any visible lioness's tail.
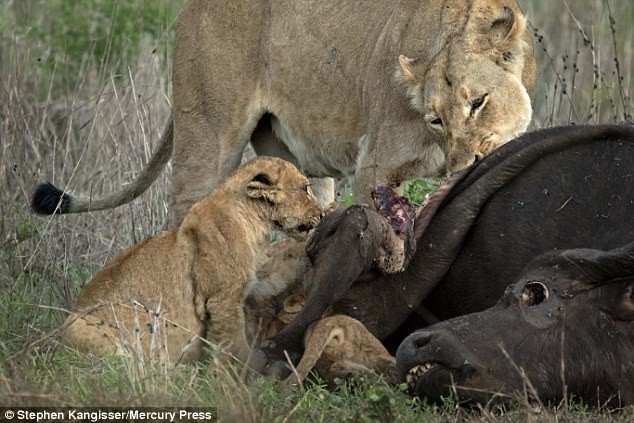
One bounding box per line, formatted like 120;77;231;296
31;116;173;215
283;317;343;386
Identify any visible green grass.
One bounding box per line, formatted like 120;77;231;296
3;342;633;421
1;0;633;421
5;0;178;93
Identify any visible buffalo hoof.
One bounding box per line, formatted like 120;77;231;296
266;361;293;380
250;340;301;379
246;347;270;374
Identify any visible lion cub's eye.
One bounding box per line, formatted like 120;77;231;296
425;113;443;132
470;94;488;115
426;115;443;126
302;184;310;194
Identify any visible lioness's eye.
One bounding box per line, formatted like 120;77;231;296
430;117;443;126
303;185;310;193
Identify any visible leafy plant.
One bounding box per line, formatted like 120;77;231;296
403;178;442;205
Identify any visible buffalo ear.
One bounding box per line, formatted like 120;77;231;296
562;242;634;289
550;242;634;295
614;284;634;321
246;172;277;201
521;242;634;295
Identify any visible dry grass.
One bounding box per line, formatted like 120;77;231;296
522;0;633;126
1;34;171;305
1;0;633;420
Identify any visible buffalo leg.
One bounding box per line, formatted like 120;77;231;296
252;205;383;376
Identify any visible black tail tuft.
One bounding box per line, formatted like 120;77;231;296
31;182;72;215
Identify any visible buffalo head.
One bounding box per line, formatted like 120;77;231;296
396;242;634;406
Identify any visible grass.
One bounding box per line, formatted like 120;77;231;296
1;0;632;421
522;0;633;126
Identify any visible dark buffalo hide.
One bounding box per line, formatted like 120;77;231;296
396;243;634;406
254;124;634;387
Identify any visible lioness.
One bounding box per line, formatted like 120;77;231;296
32;0;536;226
62;157;322;365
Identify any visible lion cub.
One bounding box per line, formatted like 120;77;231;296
62;157;322;366
283;315;398;387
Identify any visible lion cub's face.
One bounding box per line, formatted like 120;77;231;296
396;6;533;175
244;157;323;234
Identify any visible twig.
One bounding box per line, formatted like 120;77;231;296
555;195;573;212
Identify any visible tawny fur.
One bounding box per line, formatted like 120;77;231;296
62;157;322;366
244;202;345;343
34;0;536;225
283;315;398;387
245;238;311;344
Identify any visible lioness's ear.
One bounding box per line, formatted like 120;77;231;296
246;173;276;201
489;6;525;45
488;6;528;73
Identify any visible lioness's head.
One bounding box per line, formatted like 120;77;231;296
396;4;534;174
242;157;323;234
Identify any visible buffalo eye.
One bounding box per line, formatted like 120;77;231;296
521;281;549;306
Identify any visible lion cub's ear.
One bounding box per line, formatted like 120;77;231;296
246;172;278;202
395;55;427;84
395;55;428;112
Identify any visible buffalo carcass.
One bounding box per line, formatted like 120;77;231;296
396;243;634;406
254;124;634;378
